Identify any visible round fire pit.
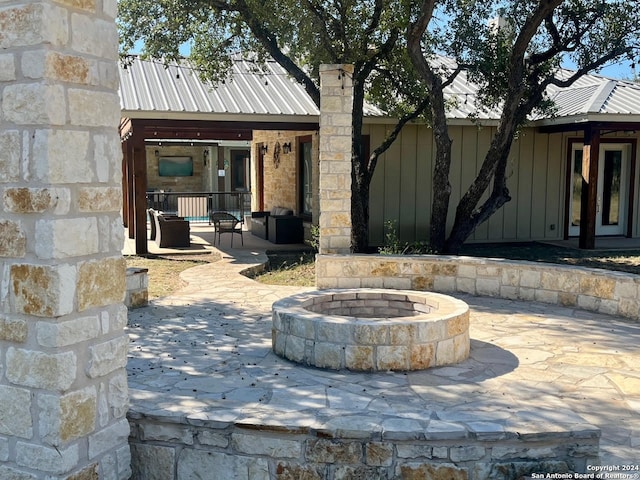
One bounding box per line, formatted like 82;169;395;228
272;289;470;371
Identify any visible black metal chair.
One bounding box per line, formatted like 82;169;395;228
211;211;243;247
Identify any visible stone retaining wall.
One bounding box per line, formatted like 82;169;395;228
126;267;149;309
315;254;640;321
128;415;599;479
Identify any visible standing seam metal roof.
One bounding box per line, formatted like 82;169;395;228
119;56;320;117
119;56;640;122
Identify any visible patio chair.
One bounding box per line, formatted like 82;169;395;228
148;208;181;241
211;211;243;247
149;209;191;248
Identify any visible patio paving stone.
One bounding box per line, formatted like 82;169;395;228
126;240;640;466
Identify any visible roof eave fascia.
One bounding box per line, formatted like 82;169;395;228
534;113;640;128
362;115;501;127
120;110;321;125
122;110;503;128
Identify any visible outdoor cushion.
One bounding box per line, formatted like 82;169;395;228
270;207;293;216
253;207;294;239
268;215;303;244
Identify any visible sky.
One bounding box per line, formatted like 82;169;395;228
133;42;638;82
572;59;637;81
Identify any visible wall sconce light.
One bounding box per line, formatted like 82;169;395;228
260;144;268;155
155;149;159;158
282;142;291;154
203;149;209;166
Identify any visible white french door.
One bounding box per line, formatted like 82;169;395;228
569;143;631;237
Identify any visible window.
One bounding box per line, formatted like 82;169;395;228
299;136;312;217
231;150;250;191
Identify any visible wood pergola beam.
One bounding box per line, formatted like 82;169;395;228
132;136;148;254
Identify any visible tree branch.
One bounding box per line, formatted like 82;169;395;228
234;0;321;105
361;28;399;78
367;96;431;175
549;48;634;89
336;0;349;58
302;0;342;61
363;0;384;44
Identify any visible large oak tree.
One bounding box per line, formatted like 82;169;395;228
404;0;640;252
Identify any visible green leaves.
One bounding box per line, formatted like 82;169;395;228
118;0;407;86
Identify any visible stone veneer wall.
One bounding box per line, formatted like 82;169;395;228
315;254;640;321
127;254;608;479
145;145;207;192
318;64;353;254
252;130;318;215
128;416;598;479
0;1;130;478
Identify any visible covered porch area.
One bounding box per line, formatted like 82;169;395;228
120;117;318;254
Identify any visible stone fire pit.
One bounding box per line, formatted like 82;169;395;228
272;289;470;371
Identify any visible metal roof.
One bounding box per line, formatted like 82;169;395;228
437;56;640;123
119;56;321;120
119;56;640;125
545;72;640;116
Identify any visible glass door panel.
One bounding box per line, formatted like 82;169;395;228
597;147;626;235
300;140;312;216
568;143;629;237
571;149;583;232
600;150;622;226
231;150;250;191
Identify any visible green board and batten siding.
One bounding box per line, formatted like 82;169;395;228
363;123;638;246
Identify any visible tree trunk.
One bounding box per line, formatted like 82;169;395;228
441;87;543;253
429;123;453;252
443;186;511;254
350;76;370;253
351;172;370;252
406;11;453;253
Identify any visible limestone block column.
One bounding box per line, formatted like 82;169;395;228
0;1;130;479
318;64;353;254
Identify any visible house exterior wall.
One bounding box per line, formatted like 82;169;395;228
252;130;318;216
365;123;640;245
248;121;640;247
145;144;254;194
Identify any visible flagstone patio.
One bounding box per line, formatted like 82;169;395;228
125;241;639;478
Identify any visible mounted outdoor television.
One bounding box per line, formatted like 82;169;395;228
158;156;193;177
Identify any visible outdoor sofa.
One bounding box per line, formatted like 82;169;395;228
251;206;303;244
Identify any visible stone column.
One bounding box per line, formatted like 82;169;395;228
0;1;130;479
318;64;353;254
